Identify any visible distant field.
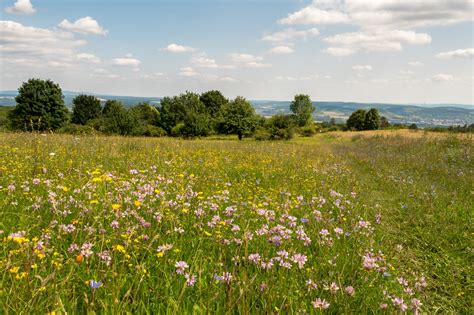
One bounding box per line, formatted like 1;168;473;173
0;132;472;313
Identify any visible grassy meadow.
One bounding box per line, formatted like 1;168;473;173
0;131;472;313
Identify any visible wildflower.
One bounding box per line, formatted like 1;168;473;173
16;272;28;280
248;253;261;264
110;220;120;229
329;282;339;294
89;280;103;289
291;253;307;269
112;204;121;211
113;244;126;254
312;298;330;310
9;267;19;274
175;261;189;274
80;243;94;257
76;254;84;264
345;286;355;296
184;273;196;287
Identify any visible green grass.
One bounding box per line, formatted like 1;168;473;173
0;132;472;313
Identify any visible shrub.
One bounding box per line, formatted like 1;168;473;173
299;125;316;137
57;124;97;135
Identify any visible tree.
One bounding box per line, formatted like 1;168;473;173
71;94;102;125
364;108;381;130
129;102;160;126
289;94;315;127
8;78;69;131
101;100;133;135
265;114;294;140
200;90;228;118
380;116;390;129
220;96;257;140
346;109;366;131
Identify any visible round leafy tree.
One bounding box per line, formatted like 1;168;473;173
8;78;69;131
290;94;315;127
220;96;257;140
346;109;366;131
364;108;381;130
71;94;102;125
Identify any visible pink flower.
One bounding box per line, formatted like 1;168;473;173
344;285;355;296
175;261;189;274
312;298;330;310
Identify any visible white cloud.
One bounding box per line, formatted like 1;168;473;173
275;74;319;81
111;57;141;66
399;70;414;75
323;47;355;56
262;28;319;44
229;53;271;68
352;65;372;71
324;29;431;55
408;61;424;67
179;67;198;77
279;6;349;25
431;73;454;82
4;0;36;15
162;43;196;53
58;17;108;35
77;53;101;63
268;46;294;54
191;53;235;69
0;20;86;69
436;48;474;59
91;68;120;79
280;0;473;29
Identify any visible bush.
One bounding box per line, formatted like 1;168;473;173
254;128;271;141
265;114;294;140
299;125;316;137
57;124;97;135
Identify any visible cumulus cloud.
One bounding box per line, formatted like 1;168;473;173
111;57;141;66
191;53;234;69
179;67;198;77
162;43;196;53
324;29;431;55
279;0;473;29
431;73;454;82
229;53;271;68
58;17;108;35
0;20;86;69
77;53;101;63
278;0;471;57
436;48;474;59
352;65;372;71
4;0;36;15
262;28;319;44
268;46;294;54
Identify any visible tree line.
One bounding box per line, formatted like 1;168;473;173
6;78;316;139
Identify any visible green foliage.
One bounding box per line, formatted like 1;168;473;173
57;124;97;135
409;123;418;130
71;95;102;125
380;116;390;129
265;114;294;140
364;108;381;130
346;109;367;131
289;94;315;127
200;90;228;129
129;102;160;126
298;124;316;137
219;96;257;140
101;100;134;135
8;78;69;131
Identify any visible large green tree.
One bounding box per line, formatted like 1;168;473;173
364;108;381;130
71;94;102;125
101;100;133;135
220;96;257;140
8;78;69;131
346;109;367;131
289;94;315;127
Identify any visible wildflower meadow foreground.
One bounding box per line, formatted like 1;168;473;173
0;132;472;313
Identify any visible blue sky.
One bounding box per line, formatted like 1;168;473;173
1;0;473;103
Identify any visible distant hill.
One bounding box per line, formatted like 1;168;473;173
1;91;473;127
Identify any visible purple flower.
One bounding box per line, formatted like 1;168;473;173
185;273;196;287
344;285;355;296
175;261;189;274
89;280;102;289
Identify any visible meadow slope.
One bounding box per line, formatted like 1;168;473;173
0;132;472;313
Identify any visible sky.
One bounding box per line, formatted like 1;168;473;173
0;0;473;104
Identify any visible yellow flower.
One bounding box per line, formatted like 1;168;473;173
113;244;126;254
92;177;102;183
156;252;164;258
31;264;38;269
90;200;99;204
112;204;121;211
134;200;141;207
15;272;28;280
9;266;19;274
